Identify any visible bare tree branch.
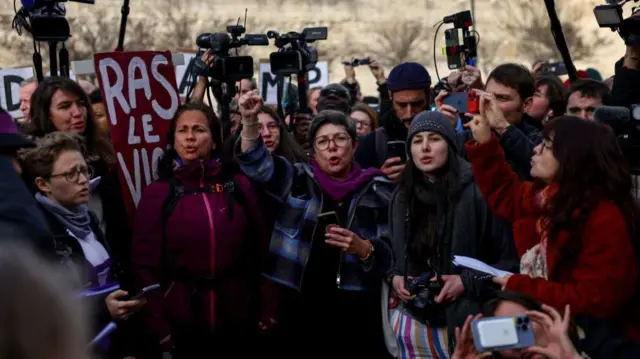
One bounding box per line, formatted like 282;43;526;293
0;14;42;67
363;20;432;67
66;7;119;60
124;17;160;51
157;0;198;50
495;0;611;65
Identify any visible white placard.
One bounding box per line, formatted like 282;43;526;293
258;61;329;105
175;53;197;97
0;67;34;118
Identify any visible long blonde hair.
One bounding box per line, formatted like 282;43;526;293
0;242;89;359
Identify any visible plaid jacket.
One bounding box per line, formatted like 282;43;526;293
236;139;393;291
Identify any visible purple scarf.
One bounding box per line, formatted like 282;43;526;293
311;161;384;202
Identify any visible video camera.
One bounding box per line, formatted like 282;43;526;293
267;27;328;76
595;105;640;174
266;27;327;123
193;25;269;83
440;10;478;70
15;0;94;42
14;0;94;80
594;0;640;47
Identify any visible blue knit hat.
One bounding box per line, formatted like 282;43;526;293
406;111;458;154
387;62;432;93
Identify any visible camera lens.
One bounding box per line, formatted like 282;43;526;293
521;324;528;331
517;317;523;325
523;317;530;324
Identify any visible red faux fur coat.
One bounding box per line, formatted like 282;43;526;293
465;136;637;330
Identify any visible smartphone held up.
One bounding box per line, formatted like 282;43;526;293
471;315;535;352
443;92;479;115
386;141;407;163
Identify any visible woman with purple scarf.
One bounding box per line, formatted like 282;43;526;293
21;132;145;358
236;90;394;358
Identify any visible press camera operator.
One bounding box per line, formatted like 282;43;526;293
340;57;388;106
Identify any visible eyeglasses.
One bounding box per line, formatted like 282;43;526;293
355;120;371;129
313;133;351;151
49;166;94;183
257;122;279;133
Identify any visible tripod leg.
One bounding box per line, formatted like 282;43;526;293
59;45;70;78
49;41;58;77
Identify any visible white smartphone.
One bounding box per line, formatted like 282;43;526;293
471;315;536;352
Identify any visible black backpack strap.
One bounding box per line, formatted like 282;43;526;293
224;180;235;221
222;176;249;222
160;177;184;288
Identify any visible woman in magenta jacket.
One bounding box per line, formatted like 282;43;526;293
131;102;271;358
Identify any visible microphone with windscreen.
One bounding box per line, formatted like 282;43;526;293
593;105;631;130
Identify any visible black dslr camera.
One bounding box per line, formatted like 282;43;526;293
342;58;371;67
267;27;328;76
404;270;446;325
194;25;269;82
594;0;640;47
406;272;443;310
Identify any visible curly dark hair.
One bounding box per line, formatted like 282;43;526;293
26;77;115;166
541;116;638;245
22;132;88;191
156;101;225;180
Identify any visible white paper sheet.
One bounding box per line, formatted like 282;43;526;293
452;255;513;278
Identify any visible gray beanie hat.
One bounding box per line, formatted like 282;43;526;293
406;111;458;154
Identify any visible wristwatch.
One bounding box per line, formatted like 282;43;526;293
360;241;375;261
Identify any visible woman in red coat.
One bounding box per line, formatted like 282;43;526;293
463;93;639;341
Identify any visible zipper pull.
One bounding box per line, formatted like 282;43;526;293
335;273;341;286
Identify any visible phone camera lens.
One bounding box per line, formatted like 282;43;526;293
517;317;523;325
521;324;528;331
523;317;530;324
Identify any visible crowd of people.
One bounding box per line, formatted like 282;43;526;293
2;26;640;359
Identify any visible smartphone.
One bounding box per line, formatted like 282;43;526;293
471;315;536;352
540;61;567;76
548;61;567;76
128;284;161;300
445;28;463;70
444;92;470;113
387;141;407;162
317;211;341;233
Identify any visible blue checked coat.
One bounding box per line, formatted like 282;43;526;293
236;139;394;292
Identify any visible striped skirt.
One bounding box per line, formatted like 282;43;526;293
390;308;450;359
